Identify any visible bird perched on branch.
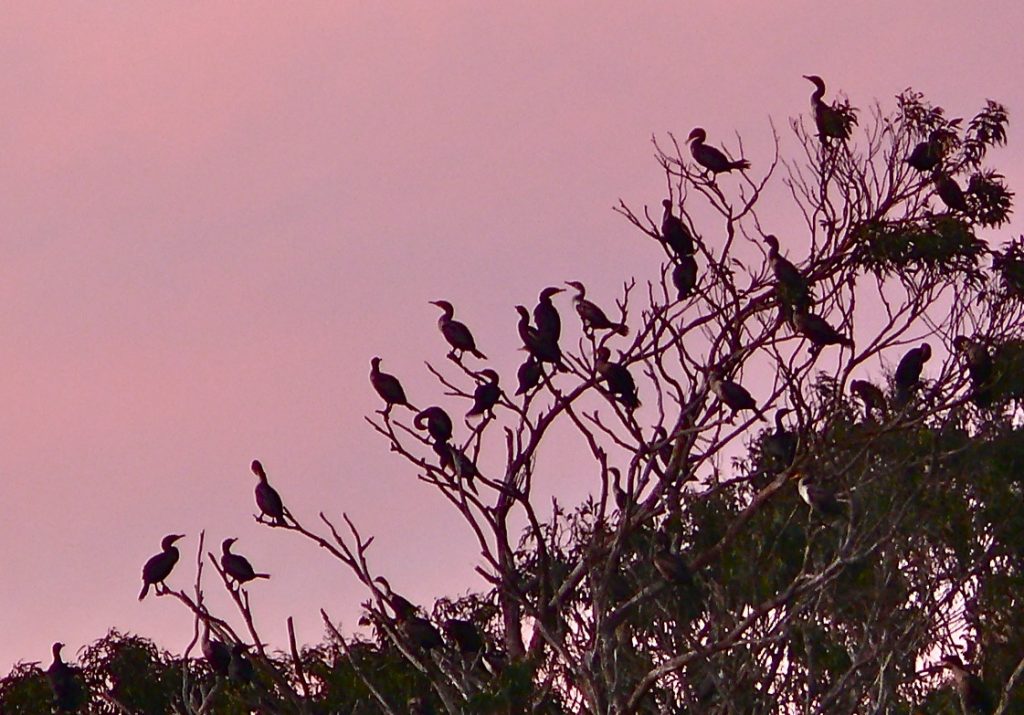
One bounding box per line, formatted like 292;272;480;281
763;408;797;473
850;379;887;421
251;459;286;526
797;473;845;521
370;357;414;413
443;618;484;656
516;305;563;367
534;287;565;344
467;369;501;418
792;308;853;355
687;128;750;174
430;300;486;360
228;644;254;684
660;199;696;257
894;343;932;406
803;75;856;144
431;439;479;493
515;356;543;396
941;655;994;715
566;281;629;336
595;347;640;411
709;371;766;422
907;129;945;172
672;256;699;300
953;336;994;407
47;642;84;712
221;538;270;586
414;406;454;443
375;577;418;621
201;623;231;677
764;234;812;313
139;533;184;600
935;173;968;212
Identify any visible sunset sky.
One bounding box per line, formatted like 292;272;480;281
1;3;1021;671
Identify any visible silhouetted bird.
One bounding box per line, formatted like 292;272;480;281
516;356;543;396
414;406;454;443
935;173;968;212
653;545;694;587
139;533;184;600
763;408;797;473
660;199;696;257
907;129;944;172
797;474;845;520
370;357;414;413
954;336;994;407
443;618;484;655
595;347;640;411
610;467;629;512
533;287;564;343
432;439;479;494
467;369;501;418
251;459;286;526
941;655;994;715
375;577;418;621
228;644;254;684
430;300;487;360
793;308;852;354
709;372;766;422
516;305;562;367
764;234;812;312
402;616;444;652
687;128;750;174
672;256;699;300
566;281;628;335
201;623;231;677
850;379;887;420
47;642;84;712
221;538;270;586
895;343;932;405
804;75;855;143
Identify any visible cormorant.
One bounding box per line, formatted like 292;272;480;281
763;408;797;472
139;534;184;600
431;439;479;493
370;357;414;412
797;474;845;520
414;406;454;443
430;300;487;360
894;343;932;405
907;129;944;172
793;308;853;353
251;459;286;526
935;173;968;212
566;281;629;335
653;545;694;587
220;538;270;586
803;75;855;143
850;379;887;420
610;467;629;512
672;256;699;300
442;618;484;655
467;369;501;418
516;305;562;366
228;644;254;684
660;199;696;257
515;356;543;396
375;577;418;621
941;655;994;715
953;336;994;407
402;615;444;651
47;642;84;712
764;235;812;312
533;287;564;343
201;623;231;677
595;347;640;411
709;372;766;422
687;128;750;174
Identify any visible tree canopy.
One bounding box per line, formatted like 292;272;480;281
5;79;1023;715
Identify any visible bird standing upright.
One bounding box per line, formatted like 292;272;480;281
763;408;797;473
687;128;750;174
803;75;855;144
595;347;640;411
516;305;562;367
533;287;564;344
672;256;699;300
907;129;944;172
139;534;185;600
566;281;629;335
935;173;969;212
764;234;812;313
467;369;501;418
797;473;845;520
660;199;696;257
370;357;414;413
221;538;270;586
709;372;766;422
251;459;286;526
47;642;84;712
430;300;487;360
850;379;887;421
954;336;994;407
201;623;231;677
894;343;932;405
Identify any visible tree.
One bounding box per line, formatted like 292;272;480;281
6;81;1023;714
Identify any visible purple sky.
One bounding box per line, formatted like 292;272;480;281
1;3;1021;670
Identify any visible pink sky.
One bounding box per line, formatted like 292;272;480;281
1;3;1021;670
